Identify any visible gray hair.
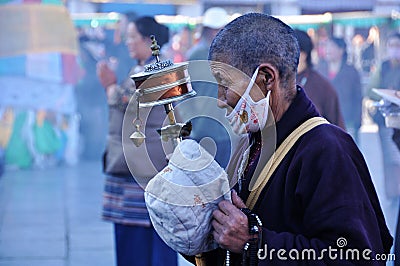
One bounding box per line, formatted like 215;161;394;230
209;13;299;89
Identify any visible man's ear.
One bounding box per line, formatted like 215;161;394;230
258;63;278;91
265;72;272;83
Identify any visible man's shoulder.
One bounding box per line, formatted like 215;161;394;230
297;122;356;154
287;122;365;180
305;122;350;140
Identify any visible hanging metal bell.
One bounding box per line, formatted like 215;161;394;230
130;125;146;147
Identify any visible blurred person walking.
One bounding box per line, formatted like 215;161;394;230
319;37;363;144
294;29;345;129
368;32;400;266
186;7;229;61
96;15;177;266
162;26;192;63
186;7;233;168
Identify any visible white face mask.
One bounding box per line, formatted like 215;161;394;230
225;67;271;135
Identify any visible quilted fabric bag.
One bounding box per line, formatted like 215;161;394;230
145;139;231;256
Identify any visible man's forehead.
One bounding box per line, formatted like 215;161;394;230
210;62;246;79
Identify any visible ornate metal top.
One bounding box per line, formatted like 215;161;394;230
144;60;174;72
150;35;160;61
143;35;174;73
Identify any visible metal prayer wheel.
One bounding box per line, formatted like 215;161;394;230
129;35;196;147
372;88;400;129
131;60;195;108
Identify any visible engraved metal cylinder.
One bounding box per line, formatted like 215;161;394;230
131;62;196;107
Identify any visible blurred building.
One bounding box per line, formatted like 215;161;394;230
67;0;400;64
0;0;81;169
67;0;400;16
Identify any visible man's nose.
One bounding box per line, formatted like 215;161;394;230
217;98;228;109
217;86;226;100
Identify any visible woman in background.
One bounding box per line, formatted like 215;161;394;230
96;15;177;266
319;37;363;144
294;29;345;129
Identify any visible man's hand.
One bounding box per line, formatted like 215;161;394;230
96;60;117;88
212;190;251;253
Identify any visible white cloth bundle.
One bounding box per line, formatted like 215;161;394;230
145;139;231;256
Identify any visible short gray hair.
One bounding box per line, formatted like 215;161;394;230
209;13;299;89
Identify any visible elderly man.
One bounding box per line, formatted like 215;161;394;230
189;13;392;265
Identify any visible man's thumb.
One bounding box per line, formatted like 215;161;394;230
231;190;246;209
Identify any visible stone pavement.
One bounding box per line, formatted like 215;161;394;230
0;128;396;265
0;161;114;266
0;160;191;266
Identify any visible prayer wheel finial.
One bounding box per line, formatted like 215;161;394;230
150;35;160;62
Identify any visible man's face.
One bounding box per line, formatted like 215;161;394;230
210;62;249;114
210;62;267;114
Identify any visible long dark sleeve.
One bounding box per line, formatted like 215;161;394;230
256;126;392;265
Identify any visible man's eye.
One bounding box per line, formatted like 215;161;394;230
219;81;230;88
220;85;229;92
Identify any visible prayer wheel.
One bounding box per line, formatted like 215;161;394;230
372;88;400;129
131;60;195;108
131;36;196;108
129;36;195;147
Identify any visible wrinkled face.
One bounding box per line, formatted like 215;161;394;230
210;62;248;114
325;40;343;62
125;22;150;61
210;62;265;115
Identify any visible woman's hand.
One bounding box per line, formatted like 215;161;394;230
96;60;117;88
212;190;251;253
